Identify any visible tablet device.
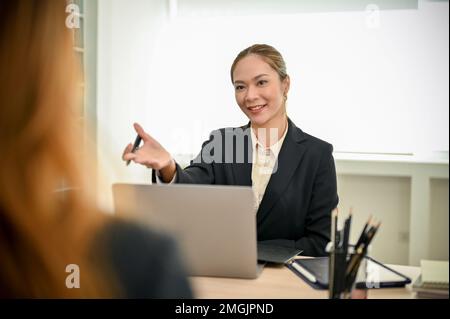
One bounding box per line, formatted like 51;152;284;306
287;256;411;289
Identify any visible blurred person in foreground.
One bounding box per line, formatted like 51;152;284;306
0;0;192;298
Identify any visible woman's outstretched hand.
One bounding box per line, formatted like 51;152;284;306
122;123;176;182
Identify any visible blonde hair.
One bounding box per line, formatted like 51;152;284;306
230;44;288;83
0;0;113;297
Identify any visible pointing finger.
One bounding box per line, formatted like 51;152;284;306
133;123;152;142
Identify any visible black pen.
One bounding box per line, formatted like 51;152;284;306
355;215;371;248
363;221;381;253
126;134;142;166
343;213;352;256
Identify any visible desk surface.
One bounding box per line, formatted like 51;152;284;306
189;263;421;299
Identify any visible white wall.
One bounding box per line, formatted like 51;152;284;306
99;0;449;156
97;0;169;210
338;173;449;265
429;178;449;261
337;175;411;265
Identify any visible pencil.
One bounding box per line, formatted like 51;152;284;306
355;215;372;248
329;209;338;298
343;212;352;255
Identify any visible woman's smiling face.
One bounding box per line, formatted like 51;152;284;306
232;54;290;129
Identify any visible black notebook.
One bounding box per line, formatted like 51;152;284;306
286;256;411;290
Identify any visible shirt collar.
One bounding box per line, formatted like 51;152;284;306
250;121;288;158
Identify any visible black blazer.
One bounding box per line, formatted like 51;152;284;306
93;219;193;298
152;118;339;256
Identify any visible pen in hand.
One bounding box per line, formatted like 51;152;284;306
126;134;142;166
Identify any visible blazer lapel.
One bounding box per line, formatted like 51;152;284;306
256;118;307;224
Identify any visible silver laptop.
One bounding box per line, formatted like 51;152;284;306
112;183;263;279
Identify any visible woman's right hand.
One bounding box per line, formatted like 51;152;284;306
122;123;176;182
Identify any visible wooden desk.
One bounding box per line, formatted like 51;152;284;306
189;263;421;299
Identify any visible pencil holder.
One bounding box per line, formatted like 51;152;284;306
327;244;371;299
328;211;380;299
344;247;369;299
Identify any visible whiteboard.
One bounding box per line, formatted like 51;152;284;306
145;0;449;155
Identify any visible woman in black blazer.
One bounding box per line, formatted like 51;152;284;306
123;44;339;256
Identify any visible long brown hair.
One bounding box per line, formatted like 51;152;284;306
0;0;113;297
